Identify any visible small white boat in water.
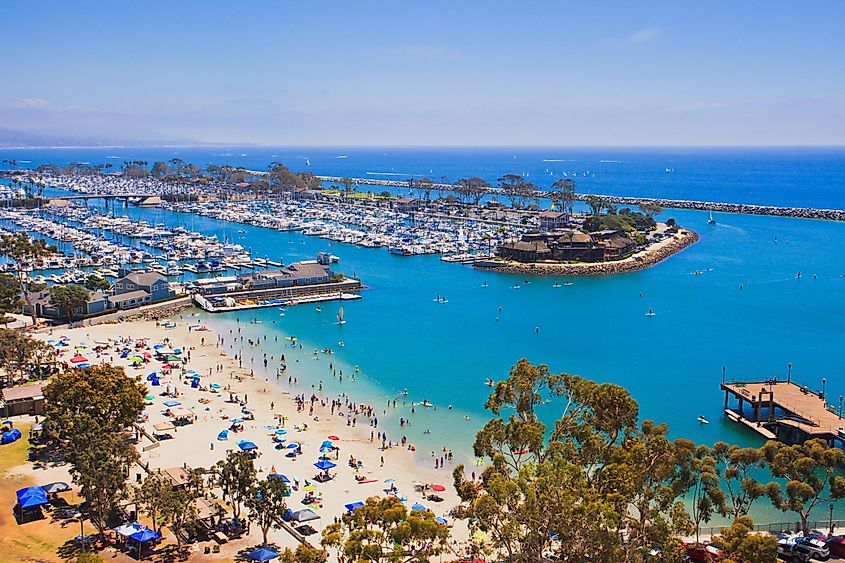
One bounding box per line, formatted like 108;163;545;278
645;309;656;317
553;283;561;288
337;306;346;325
708;211;716;225
697;416;710;424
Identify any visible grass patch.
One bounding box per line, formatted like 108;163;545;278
0;422;32;473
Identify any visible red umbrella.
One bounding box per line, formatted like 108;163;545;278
431;484;446;492
69;355;88;363
328;435;340;441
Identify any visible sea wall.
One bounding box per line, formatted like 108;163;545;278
475;229;700;276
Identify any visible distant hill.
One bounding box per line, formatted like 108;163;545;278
0;127;216;148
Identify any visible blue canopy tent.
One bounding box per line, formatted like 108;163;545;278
314;460;336;471
17;486;49;509
345;501;364;512
163;400;181;407
247;546;279;561
129;528;160;543
217;430;229;441
410;503;427;511
238;440;258;451
268;473;291;483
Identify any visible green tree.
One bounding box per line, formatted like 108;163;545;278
452;359;692;562
0;328;53;384
0;232;56;325
675;442;726;542
84;274;111;292
639;203;664;217
150;161;169;178
416;177;434;201
42;364;146;440
497;174;525;208
214;450;256;527
339;177;355;198
710;516;778;563
710;442;769;519
322;495;449;562
763;438;845;534
245;476;290;546
66;418;139;533
453;177;489;206
0;272;22;316
49;284;90;323
551;178;576;217
134;472;171;533
584;195;606;217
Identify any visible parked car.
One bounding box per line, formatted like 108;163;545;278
777;536;830;561
825;535;845;557
684;542;723;562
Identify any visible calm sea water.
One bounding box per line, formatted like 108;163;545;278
5;146;845;523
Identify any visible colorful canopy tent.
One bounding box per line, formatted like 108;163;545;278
289;508;320;523
247;547;279;562
17;486;49;509
344;502;364;512
410;503;427;511
238;441;258;451
69;355;88;363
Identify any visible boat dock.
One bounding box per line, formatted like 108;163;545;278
191;277;363;313
721;378;845;445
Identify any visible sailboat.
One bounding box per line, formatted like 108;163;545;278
707;211;716;225
337;306;346;325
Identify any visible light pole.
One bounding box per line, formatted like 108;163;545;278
840;396;843;419
823;378;827;399
787;362;792;383
830;503;835;536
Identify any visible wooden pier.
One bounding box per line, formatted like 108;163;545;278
721;379;845;445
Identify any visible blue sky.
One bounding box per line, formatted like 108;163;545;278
2;1;844;146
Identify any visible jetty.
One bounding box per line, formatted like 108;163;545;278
721;378;845;445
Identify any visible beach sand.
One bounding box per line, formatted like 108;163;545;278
19;318;470;560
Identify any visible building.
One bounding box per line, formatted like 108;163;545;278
25;290;109;319
1;384;45;416
498;230;637;263
237;261;330;291
394;198;421;213
538;211;568;231
112;270;175;303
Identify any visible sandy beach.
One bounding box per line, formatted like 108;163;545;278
19;317;470;560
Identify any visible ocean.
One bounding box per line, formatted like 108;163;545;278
4;145;845;524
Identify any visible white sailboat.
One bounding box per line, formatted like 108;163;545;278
337;306;346;325
708;211;716;225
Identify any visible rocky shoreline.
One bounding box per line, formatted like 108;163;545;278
596;196;845;222
475;229;700;276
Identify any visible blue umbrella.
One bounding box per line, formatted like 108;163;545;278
286;443;299;449
321;440;333;447
238;441;258;451
269;474;291;483
274;429;287;435
436;516;448;524
345;501;365;512
314;460;336;471
247;546;279;562
319;446;333;454
411;503;427;511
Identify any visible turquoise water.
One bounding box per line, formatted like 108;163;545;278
5;146;845;524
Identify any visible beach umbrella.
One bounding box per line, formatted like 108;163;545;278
247;547;279;562
435;516;448;525
319;446;333;454
144;395;155;401
383;478;395;483
217;430;228;441
303;485;316;492
320;440;333;447
231;418;244;424
269;474;291;483
410;503;427;511
77;363;92;368
286;443;299;449
275;437;287;443
274;429;287;435
431;484;446;492
238;440;258;451
314;460;336;471
345;501;365;512
328;435;340;440
69;354;88;363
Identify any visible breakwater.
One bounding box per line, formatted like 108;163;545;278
474;229;700;276
315;176;845;222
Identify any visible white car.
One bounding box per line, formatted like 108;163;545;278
777;536;829;561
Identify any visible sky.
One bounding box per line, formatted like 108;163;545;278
1;0;844;146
